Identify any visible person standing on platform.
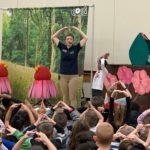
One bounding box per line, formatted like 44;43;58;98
92;53;110;97
51;26;88;107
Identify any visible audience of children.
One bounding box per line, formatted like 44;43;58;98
0;60;150;150
0;90;150;150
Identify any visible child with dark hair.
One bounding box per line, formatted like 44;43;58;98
48;101;80;127
53;112;71;150
5;103;35;131
76;141;97;150
54;112;68;128
91;96;109;121
68;119;90;150
0;93;22;110
91;96;104;109
76;131;97;150
47;101;80;149
80;102;104;133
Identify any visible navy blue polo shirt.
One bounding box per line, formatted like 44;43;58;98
58;41;82;75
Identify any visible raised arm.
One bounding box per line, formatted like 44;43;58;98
90;103;104;123
71;26;88;47
12;131;34;150
36;132;57;150
51;27;68;46
100;58;108;74
21;103;36;124
5;104;20;126
119;81;132;99
137;108;150;124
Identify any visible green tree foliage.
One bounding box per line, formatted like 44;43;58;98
2;7;88;73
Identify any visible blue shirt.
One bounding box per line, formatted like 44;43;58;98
58;41;81;75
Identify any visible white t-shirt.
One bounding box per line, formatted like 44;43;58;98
92;58;108;90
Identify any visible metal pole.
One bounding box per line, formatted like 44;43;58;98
90;4;95;99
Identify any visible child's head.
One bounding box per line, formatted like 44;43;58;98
117;124;135;136
95;122;114;146
119;140;134;150
54;112;68;128
91;96;104;109
69;120;90;150
11;110;30;130
72;120;89;135
37;121;53;138
30;145;44;150
76;142;96;150
85;109;99;128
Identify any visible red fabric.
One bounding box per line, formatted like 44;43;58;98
104;102;118;109
0;65;8;77
34;66;51;80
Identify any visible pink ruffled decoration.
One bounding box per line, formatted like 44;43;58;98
117;66;133;84
0;77;12;94
131;70;150;95
104;73;118;89
28;80;57;99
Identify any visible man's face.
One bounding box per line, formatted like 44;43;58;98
65;36;74;47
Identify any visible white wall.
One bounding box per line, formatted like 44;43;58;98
0;0;150;70
114;0;150;64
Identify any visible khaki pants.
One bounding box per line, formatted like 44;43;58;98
59;74;79;107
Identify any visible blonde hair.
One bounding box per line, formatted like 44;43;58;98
107;84;117;97
96;122;114;145
117;124;135;136
85;110;98;128
114;105;126;128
